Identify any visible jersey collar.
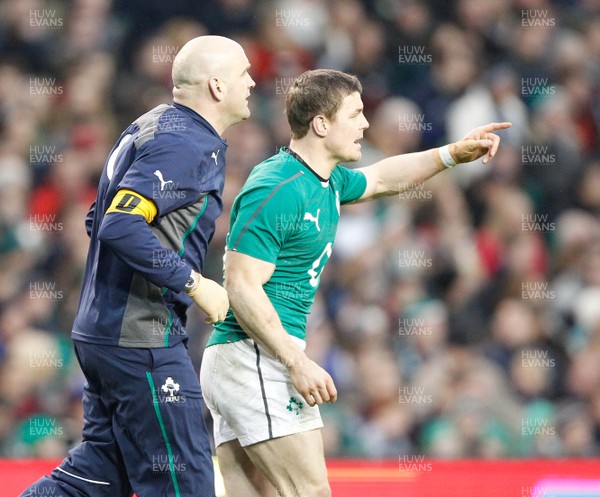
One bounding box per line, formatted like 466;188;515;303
282;147;329;187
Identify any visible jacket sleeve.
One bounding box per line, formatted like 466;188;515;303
85;202;96;238
97;207;191;293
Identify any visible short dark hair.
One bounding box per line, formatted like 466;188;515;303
285;69;362;139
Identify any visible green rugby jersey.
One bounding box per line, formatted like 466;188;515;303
207;148;367;346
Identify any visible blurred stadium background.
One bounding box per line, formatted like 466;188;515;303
1;0;600;495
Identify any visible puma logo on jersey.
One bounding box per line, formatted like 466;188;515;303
154;170;174;191
211;149;220;164
303;209;321;232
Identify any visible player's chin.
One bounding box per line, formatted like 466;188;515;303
346;145;362;162
237;107;252;122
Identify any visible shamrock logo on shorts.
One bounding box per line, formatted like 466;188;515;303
286;396;304;417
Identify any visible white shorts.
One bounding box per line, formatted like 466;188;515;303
200;338;323;447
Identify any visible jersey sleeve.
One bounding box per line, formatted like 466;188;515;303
227;184;300;264
118;132;201;217
335;166;367;204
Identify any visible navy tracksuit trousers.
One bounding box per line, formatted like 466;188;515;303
20;340;215;497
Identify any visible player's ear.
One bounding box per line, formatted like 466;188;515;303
311;115;328;138
208;77;225;102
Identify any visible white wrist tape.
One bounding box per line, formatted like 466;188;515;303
438;145;457;168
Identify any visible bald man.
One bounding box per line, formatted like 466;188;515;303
20;36;255;497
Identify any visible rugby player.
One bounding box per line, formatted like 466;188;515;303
200;69;510;497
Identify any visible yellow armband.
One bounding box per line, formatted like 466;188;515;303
106;189;158;223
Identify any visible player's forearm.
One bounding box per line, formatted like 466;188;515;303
364;148;445;198
226;280;306;367
361;124;509;200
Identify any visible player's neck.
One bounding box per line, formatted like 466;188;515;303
173;98;228;136
288;139;336;180
192;106;228;135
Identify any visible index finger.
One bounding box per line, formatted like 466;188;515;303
482;122;512;132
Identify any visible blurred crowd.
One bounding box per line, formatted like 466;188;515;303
0;0;599;461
